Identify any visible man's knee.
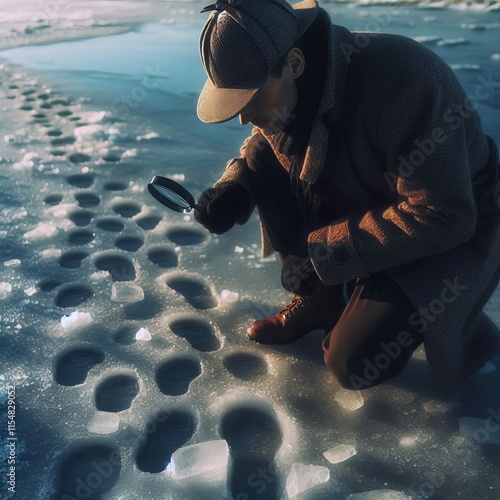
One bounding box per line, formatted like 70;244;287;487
324;349;378;391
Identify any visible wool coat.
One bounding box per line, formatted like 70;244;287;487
213;9;500;394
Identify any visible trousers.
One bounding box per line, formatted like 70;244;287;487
244;132;498;390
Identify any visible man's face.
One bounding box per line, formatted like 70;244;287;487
238;49;304;134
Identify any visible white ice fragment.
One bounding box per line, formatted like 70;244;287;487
234;246;244;253
23;221;57;240
346;490;412;499
286;463;330;498
4;259;20;267
399;437;416;447
0;283;12;299
24;287;37;296
122;149;137;158
422;400;457;415
137;132;159;141
166;440;228;480
459;416;500;444
334;389;364;411
491;53;500;61
323;444;356;464
61;311;92;329
220;289;239;306
87;111;106;123
41;248;62;258
74;124;106;141
87;411;120;434
170;173;185;182
135;328;151;341
437;37;468;46
111;282;144;303
12;152;38;171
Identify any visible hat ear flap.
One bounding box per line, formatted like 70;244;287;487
200;13;218;83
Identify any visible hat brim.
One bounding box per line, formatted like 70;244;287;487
197;0;319;124
197;77;261;124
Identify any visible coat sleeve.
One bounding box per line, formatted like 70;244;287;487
307;74;479;285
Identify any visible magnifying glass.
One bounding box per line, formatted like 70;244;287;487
147;175;203;213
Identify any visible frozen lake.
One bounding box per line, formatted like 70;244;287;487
1;1;500;499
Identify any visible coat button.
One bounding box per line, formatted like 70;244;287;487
333;248;349;263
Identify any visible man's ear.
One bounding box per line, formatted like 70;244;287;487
287;48;305;79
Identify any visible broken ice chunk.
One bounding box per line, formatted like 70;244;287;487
422;400;457;415
220;289;239;306
24;287;37;296
4;259;20;267
459;416;500;445
334;389;364;411
234;246;244;253
323;444;356;464
286;463;330;498
61;311;92;329
87;411;120;434
346;490;412;499
135;328;151;341
23;221;57;240
166;440;228;480
0;283;12;299
399;437;416;447
170;173;185;182
111;282;144;303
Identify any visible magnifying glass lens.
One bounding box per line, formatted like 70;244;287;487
147;175;198;214
152;185;191;210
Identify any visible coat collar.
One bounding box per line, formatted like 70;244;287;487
299;19;353;185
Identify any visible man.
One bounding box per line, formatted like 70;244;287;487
194;0;500;397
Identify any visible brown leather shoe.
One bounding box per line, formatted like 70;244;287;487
247;281;346;345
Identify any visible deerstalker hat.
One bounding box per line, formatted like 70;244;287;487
197;0;319;124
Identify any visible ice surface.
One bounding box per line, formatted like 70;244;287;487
60;311;92;329
135;327;151;341
285;463;330;498
346;490;412;499
459;416;500;445
334;389;364;411
23;221;57;240
477;361;496;374
87;411;120;434
111;282;144;303
323;444;357;464
166;440;228;480
0;282;12;299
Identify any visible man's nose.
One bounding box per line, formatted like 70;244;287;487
239;108;254;126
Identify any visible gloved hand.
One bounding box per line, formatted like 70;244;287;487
194;182;253;235
281;245;318;297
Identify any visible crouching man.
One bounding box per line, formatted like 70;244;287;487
194;0;500;396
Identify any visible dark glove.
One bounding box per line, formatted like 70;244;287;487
194;182;253;235
281;246;318;297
